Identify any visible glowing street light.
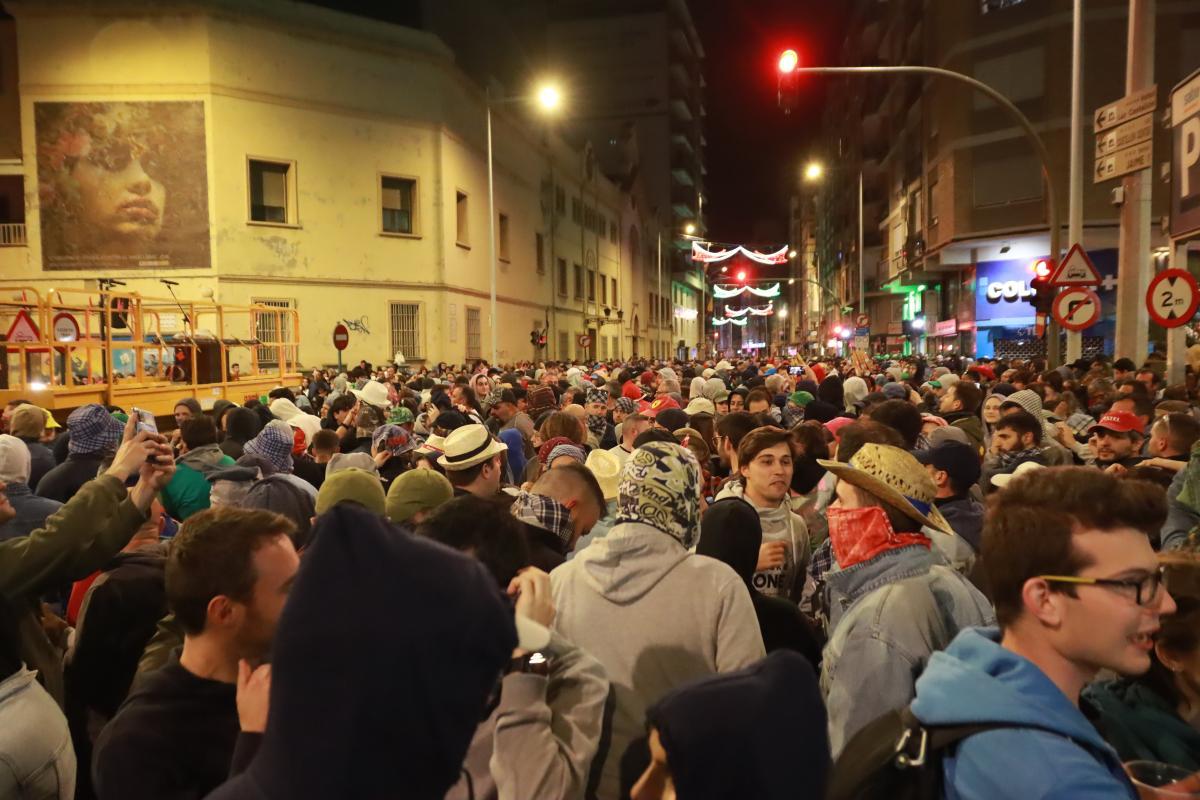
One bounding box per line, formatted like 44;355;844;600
536;84;562;112
788;249;797;258
804;162;824;182
684;223;697;235
778;307;788;319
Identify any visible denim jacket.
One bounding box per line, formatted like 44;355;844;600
819;544;995;755
0;666;76;798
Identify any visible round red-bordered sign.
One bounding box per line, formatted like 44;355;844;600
52;312;80;342
1146;269;1200;328
332;323;350;351
1051;287;1102;332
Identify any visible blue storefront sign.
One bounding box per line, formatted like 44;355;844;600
974;249;1118;357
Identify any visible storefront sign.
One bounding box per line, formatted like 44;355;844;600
934;319;958;336
673;306;698;321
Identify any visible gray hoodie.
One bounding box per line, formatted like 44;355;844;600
550;522;765;800
715;481;810;602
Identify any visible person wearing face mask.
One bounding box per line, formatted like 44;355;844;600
584;387;617;450
550;441;764;800
815;444;995;755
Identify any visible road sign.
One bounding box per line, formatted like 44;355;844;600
1170;67;1200;241
4;309;39;342
1051;287;1102;332
1094;140;1153;183
1094;85;1158;133
855;313;870;328
577;334;592;349
1048;243;1102;286
1146;269;1200;327
52;312;79;342
332;323;349;351
1095;112;1154;158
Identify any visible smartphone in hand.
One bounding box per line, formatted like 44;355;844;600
132;407;158;435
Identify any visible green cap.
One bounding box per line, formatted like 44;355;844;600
315;468;386;516
788;391;814;407
388;406;415;425
386;468;454;525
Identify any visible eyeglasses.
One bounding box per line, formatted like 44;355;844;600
1037;567;1166;607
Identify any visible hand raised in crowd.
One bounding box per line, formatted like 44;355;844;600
508;567;555;658
757;540;788;572
236;659;272;733
105;415;170;483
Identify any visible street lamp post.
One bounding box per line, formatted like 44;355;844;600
785;63;1062;365
485;83;561;366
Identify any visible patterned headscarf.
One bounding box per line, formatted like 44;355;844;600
615;397;637;415
372;424;415;457
67;403;124;456
510;491;573;548
586;413;608;439
538;436;578;466
244;420;295;474
546;442;587;466
586;387;609;406
388;406;415;425
616;441;701;547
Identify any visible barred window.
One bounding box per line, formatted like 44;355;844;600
252;297;294;369
465;307;481;360
390;302;422;360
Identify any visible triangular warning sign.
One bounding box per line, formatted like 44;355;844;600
5;309;40;343
1048;244;1101;287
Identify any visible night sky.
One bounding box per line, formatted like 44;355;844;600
691;0;848;245
302;0;848;246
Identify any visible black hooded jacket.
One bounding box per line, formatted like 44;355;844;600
697;498;822;669
646;649;830;800
221;407;261;460
205;504;516;800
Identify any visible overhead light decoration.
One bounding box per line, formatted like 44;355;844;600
711;317;748;327
712;283;781;299
691;242;789;265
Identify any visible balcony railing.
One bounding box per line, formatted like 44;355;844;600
0;223;26;246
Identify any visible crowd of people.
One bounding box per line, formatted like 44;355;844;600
1;349;1199;799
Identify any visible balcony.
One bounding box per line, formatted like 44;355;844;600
0;222;26;246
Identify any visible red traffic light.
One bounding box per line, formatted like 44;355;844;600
736;269;747;283
1032;258;1053;278
778;49;799;74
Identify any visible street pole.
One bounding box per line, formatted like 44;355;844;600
1066;0;1084;364
1167;243;1188;384
486;90;498;366
793;65;1061;363
656;231;663;360
1114;0;1154;364
858;169;865;352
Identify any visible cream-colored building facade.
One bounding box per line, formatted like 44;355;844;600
0;0;674;368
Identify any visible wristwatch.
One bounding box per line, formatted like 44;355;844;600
509;651;552;676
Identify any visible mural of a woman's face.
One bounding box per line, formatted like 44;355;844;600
71;151;165;244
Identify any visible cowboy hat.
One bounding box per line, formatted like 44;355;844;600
436;424;508;471
683;397;716;417
350;380;391;410
817;443;953;535
584;448;621;501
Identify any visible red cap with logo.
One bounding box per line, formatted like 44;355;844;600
1088;410;1143;435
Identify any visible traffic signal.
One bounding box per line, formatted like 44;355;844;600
777;49;799;114
1029;258;1055;315
736;269;748;283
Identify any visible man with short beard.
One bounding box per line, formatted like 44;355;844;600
94;507;300;800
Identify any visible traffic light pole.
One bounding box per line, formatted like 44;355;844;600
789;65;1062;365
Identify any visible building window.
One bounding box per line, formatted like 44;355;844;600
649;292;657;325
555;185;566;214
587;270;596;302
251;297;294;369
465;306;481;360
248;159;294;224
456;191;469;245
498;213;510;261
571;197;581;224
558;330;569;360
574;263;583;299
600;274;608;305
536;233;546;275
557;258;567;296
611;277;618;307
380;174;416;235
390;302;423;360
609;220;618;244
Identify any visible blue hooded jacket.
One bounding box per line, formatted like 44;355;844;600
910;627;1136;800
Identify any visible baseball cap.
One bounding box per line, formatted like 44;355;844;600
1089;410;1143;435
914;440;981;487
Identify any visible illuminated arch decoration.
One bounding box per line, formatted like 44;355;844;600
712;283;781;299
692;242;789;265
722;302;774;318
711;316;748;327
